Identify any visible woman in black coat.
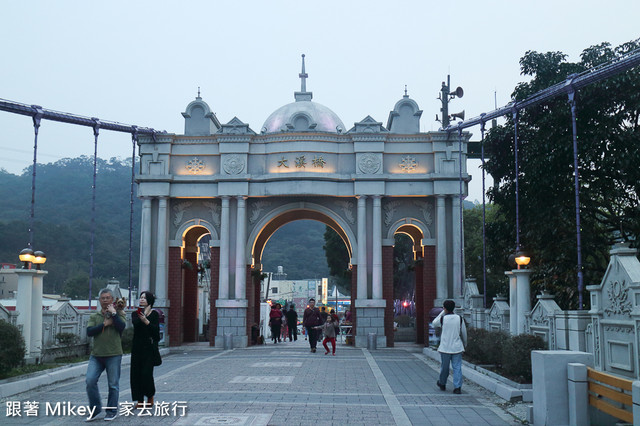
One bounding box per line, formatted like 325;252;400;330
131;291;160;408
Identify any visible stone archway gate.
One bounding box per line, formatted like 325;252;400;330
136;103;470;348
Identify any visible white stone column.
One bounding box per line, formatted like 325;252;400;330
219;196;230;299
30;270;47;360
372;195;382;299
506;270;517;335
234;196;247;300
139;197;152;293
357;195;368;300
436;196;448;299
514;269;532;334
15;269;36;355
155;197;168;301
452;195;463;297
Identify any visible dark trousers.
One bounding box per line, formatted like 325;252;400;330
305;326;317;349
271;324;281;342
288;324;298;341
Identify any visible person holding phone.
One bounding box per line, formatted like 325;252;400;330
130;291;160;408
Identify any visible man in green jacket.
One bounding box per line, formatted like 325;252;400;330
85;288;126;421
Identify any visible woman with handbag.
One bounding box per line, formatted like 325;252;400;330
131;291;160;408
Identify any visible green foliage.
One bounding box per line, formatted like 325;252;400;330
121;327;134;353
502;334;547;382
0;157;140;296
465;327;509;366
484;39;640;309
464;204;512;301
262;220;332;281
0;320;26;376
395;315;412;327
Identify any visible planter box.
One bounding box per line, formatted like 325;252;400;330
423;347;532;402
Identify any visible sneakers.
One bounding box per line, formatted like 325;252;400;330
85;410;102;422
453;388;462;394
104;412;118;421
312;348;316;353
325;351;329;355
436;380;446;391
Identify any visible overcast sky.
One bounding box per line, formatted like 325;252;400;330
1;1;638;202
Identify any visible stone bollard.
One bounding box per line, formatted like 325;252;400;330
367;333;377;351
567;363;589;426
224;333;234;350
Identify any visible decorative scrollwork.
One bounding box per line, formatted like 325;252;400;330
335;200;355;224
604;280;632;317
399;155;417;172
203;201;221;228
383;200;401;227
249;200;271;224
186;157;206;174
173;201;192;226
413;200;433;226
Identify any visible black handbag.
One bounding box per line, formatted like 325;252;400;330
151;341;162;366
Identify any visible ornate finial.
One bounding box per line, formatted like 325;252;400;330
299;54;308;92
197;86;201;99
404;85;408;97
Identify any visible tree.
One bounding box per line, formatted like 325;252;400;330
484;39;640;309
322;225;351;295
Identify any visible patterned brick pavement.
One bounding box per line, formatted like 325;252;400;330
1;340;524;425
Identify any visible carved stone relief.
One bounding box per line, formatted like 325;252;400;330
203;201;221;229
335;200;355;224
249;200;271;224
413;200;433;226
173;201;193;227
223;154;245;175
358;153;381;174
186;157;206;174
604;279;633;317
399;155;417;172
383;200;401;227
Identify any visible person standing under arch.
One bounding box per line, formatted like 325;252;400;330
303;298;322;353
285;305;298;342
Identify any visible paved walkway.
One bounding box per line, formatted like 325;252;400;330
1;340;524;425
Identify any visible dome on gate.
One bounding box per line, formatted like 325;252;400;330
261;54;345;134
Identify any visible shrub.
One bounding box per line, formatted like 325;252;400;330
502;334;547;382
465;328;508;366
464;327;491;363
0;320;26;376
121;327;134;353
395;315;412;327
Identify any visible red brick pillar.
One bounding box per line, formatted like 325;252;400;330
350;265;357;339
168;247;183;347
183;251;199;342
208;246;220;346
423;245;437;345
414;258;424;344
382;245;394;347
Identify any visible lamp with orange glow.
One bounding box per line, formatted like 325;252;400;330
19;248;35;269
514;247;530;269
33;251;47;270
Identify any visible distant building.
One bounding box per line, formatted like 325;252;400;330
0;264;18;299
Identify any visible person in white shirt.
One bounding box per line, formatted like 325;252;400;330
432;299;467;394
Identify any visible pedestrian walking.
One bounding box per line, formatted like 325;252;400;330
85;288;126;421
315;315;337;355
130;291;160;409
302;298;322;353
432;299;467;394
269;303;283;344
285;305;298;342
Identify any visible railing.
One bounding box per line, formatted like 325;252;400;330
587;367;633;424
